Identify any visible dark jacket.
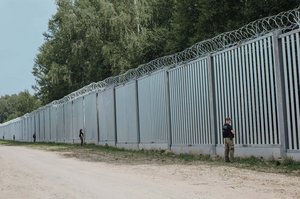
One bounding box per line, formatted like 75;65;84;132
223;123;234;138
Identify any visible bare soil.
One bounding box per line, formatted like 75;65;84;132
0;145;299;199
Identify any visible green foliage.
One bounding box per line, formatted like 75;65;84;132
32;0;300;104
0;91;41;123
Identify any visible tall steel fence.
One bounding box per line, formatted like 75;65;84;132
169;58;212;146
280;29;300;151
213;34;278;145
1;7;300;160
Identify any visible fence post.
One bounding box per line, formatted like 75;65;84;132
165;70;172;150
113;87;118;146
135;80;141;148
207;54;217;155
272;31;287;157
96;93;100;143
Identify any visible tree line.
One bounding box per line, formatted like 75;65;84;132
0;91;41;123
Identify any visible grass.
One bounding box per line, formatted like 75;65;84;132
1;140;300;176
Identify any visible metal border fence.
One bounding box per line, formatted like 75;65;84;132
1;7;300;160
280;30;300;150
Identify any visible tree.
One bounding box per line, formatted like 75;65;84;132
0;91;41;123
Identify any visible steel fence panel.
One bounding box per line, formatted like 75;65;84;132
98;88;116;144
4;125;7;140
39;110;45;142
241;45;247;144
0;126;3;140
2;126;5;140
18;121;21;140
28;115;32;141
44;107;50;142
20;119;24;141
64;101;73;142
190;62;197;144
25;117;28;141
8;124;12;140
115;81;139;144
24;117;27;141
27;115;32;141
261;39;268;144
15;121;21;140
137;70;169;144
13;122;16;140
16;121;20;140
33;112;40;141
12;122;15;140
245;44;251;144
10;123;14;140
50;106;57;142
20;120;24;140
4;125;9;140
23;118;26;141
72;97;84;143
169;58;212;145
251;43;258;144
19;120;23;140
7;125;10;140
13;121;18;139
56;105;65;142
1;126;4;139
281;30;300;150
269;36;278;144
213;35;279;145
26;116;30;141
83;93;98;143
290;33;300;148
9;123;14;140
264;39;271;144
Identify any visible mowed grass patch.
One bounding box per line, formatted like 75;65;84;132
1;140;300;175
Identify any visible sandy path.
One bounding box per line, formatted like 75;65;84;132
0;146;299;199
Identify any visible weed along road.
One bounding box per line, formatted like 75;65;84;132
0;145;300;199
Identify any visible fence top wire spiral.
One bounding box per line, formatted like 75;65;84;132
11;6;300;117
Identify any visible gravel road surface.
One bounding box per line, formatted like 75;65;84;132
0;145;299;199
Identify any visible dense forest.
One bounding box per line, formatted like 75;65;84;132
30;0;299;105
0;91;41;123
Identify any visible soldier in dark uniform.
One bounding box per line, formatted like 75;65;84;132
33;132;36;143
79;129;84;146
223;117;235;162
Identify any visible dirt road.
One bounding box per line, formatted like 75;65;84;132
0;145;299;199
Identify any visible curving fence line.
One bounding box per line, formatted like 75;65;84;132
1;7;300;160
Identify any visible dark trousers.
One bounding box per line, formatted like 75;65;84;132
80;138;83;146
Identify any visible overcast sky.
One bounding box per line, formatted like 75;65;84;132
0;0;57;96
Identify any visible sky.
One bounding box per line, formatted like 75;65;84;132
0;0;57;96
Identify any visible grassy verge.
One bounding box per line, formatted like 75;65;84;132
1;140;300;176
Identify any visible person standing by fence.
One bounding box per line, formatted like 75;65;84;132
223;117;235;162
79;129;84;146
33;132;36;143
